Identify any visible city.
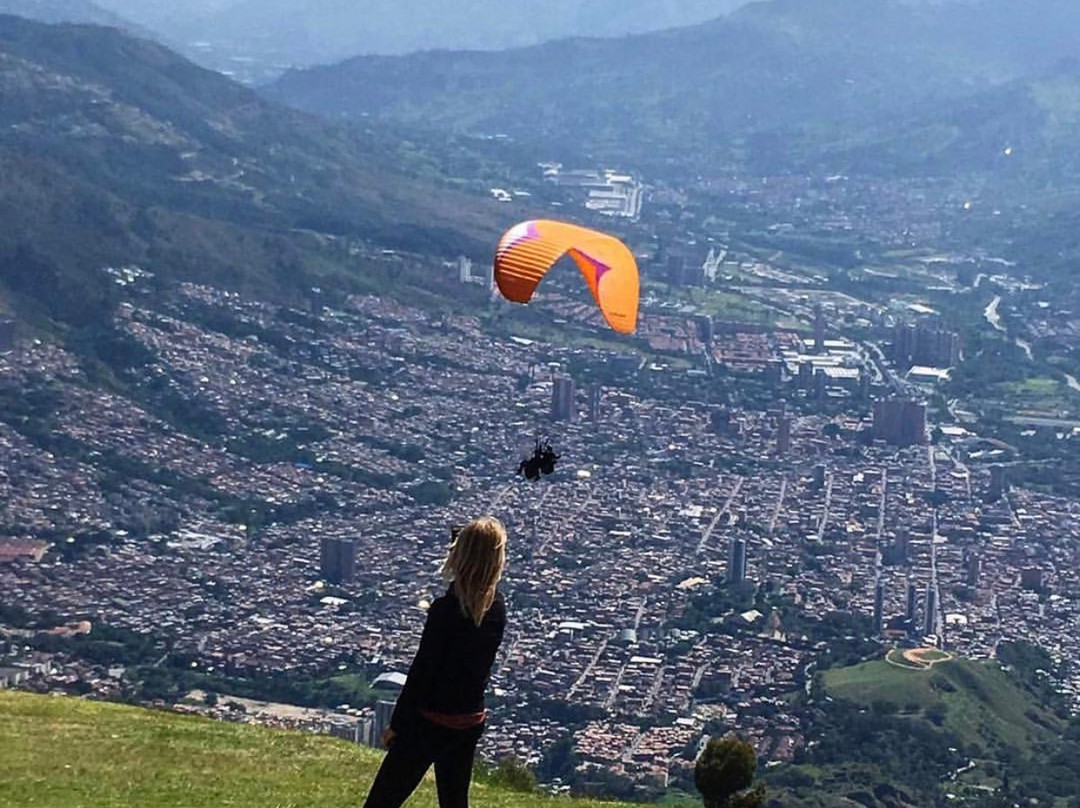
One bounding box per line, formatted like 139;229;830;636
2;252;1077;795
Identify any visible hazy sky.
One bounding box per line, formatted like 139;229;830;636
90;0;754;61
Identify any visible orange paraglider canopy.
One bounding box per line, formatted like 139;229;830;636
493;219;639;334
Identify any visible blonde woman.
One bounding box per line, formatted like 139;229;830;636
362;517;508;808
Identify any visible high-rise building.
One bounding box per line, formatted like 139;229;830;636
922;585;938;637
551;375;575;421
813;303;825;354
812;463;827;491
370;699;398;749
893;323;961;369
872;398;928;447
1020;568;1044;591
696;314;714;346
457;255;473;284
798;362;813;390
814;368;828;403
320;537;357;585
989;464;1008;501
587;383;602;423
710;407;732;435
776;416;792;455
873;578;886;636
727;537;748;584
456;255;494;289
906;581;919;624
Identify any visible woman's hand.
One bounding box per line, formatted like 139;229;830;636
381;727;396;749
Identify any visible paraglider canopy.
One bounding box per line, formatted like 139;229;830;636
493;219;640;334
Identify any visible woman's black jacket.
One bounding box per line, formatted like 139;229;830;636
389;584;506;732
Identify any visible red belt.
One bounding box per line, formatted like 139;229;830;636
420;709;486;729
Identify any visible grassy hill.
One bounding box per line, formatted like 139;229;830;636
0;690;633;808
822;655;1062;755
765;653;1080;808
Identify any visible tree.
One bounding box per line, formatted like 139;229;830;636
489;756;536;792
695;735;765;808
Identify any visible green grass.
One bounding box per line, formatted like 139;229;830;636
822;656;1063;753
993;376;1076;415
0;691;633;808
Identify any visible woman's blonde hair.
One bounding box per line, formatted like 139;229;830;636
442;517;507;626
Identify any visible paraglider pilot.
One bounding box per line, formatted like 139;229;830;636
517;438;560;480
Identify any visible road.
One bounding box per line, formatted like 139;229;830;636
874;467;887;563
567;636;609;701
696;476;744;554
768;476;788;537
815;473;833;543
927;446;941;638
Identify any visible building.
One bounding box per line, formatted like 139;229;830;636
710;407;732;435
906;581;919;624
0;667;28;688
989;465;1008;501
456;255;493;288
776;416;792;455
369;699;398;749
1020;568;1045;591
320;537;357;585
702;248;724;283
858;371;871;401
587;383;602;423
922;586;938;637
893;323;960;369
329;719;369;745
872;398;928;447
812;463;827;491
727;537;748;584
798;362;813;390
457;255;473;284
813;303;825;354
814;369;828;403
884;528;910;566
551;375;575;421
696;314;714;346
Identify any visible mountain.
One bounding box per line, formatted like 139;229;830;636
267;0;1080;177
816;61;1080;177
0;690;632;808
0;0;133;29
0;15;510;327
87;0;750;72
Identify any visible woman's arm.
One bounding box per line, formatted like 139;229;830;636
389;600;447;732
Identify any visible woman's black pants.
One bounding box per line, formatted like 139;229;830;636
362;719;484;808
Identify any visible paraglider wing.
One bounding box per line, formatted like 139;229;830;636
493;219;639;334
